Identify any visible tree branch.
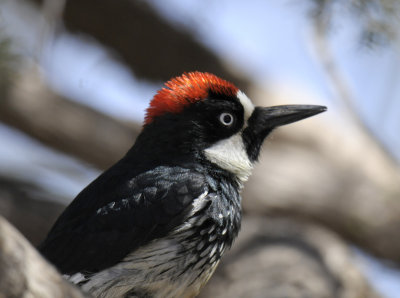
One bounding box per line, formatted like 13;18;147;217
25;0;249;88
0;215;88;298
0;67;141;169
200;216;379;298
243;116;400;263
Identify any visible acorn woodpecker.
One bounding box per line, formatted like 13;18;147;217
39;72;326;298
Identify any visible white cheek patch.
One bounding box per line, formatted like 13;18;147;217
237;90;255;121
204;90;255;183
204;132;253;184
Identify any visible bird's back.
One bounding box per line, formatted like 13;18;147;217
39;160;241;297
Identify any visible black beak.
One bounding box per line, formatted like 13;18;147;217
251;105;327;128
243;105;327;161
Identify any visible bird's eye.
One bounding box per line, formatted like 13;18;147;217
219;112;234;126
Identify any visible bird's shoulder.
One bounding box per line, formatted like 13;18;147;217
39;164;209;274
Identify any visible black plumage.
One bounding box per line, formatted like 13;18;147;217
39;163;240;275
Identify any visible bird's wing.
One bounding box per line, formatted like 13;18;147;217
39;166;208;275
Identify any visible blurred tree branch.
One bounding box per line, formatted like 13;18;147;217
0;215;87;298
27;0;249;88
0;174;66;246
243;115;400;263
200;216;379;298
0;67;141;169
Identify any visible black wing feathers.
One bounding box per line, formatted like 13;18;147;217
39;166;207;275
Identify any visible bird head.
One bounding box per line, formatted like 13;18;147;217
134;72;326;182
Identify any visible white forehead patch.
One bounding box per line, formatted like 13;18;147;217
204;132;253;184
237;90;255;120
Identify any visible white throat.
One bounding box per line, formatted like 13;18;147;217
204;132;253;184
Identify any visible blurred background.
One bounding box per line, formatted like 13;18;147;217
0;0;400;297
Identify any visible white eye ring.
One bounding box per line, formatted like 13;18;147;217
219;112;234;126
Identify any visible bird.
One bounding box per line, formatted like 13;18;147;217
39;71;326;298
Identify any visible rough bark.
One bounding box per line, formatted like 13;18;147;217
0;215;87;298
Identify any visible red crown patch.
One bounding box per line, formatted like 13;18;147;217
144;72;238;125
